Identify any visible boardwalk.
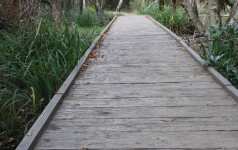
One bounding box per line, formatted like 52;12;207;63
34;16;238;149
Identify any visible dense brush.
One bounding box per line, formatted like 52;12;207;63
0;11;111;148
140;4;193;34
206;24;238;87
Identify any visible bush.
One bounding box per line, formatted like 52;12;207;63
140;4;193;34
206;24;238;87
77;9;98;27
97;11;114;26
0;19;102;149
76;8;114;27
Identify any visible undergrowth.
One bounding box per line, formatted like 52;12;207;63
0;9;112;149
205;24;238;87
140;3;194;34
77;8;113;27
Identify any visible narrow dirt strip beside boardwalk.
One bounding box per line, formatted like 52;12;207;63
34;15;238;150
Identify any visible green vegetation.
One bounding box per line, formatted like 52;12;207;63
140;4;193;34
0;9;112;149
77;9;99;27
77;8;113;27
205;24;238;87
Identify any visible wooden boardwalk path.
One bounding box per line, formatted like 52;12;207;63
34;16;238;149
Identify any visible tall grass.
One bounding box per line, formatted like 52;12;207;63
77;9;98;27
77;8;113;27
205;24;238;87
140;3;193;34
0;9;111;149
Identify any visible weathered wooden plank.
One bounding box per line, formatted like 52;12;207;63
101;44;181;50
83;62;206;68
51;116;238;125
35;131;238;149
74;80;220;87
54;106;238;119
49;116;238;127
78;63;209;73
62;96;236;107
84;64;203;68
106;35;172;41
94;56;200;65
75;75;214;85
99;48;189;55
73;71;214;81
46;119;238;132
68;83;229;99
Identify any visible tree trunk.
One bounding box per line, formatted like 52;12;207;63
172;0;177;12
183;0;205;32
226;0;238;24
116;0;123;12
95;0;104;17
141;0;145;8
79;0;83;14
208;0;218;26
216;0;224;27
0;0;19;24
52;0;61;23
83;0;86;10
159;0;164;9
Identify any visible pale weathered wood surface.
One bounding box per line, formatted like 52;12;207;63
34;15;238;150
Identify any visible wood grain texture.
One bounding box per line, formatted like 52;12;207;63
34;15;238;150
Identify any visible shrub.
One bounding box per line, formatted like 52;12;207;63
206;24;238;87
140;3;161;15
140;4;193;34
96;11;114;26
0;19;102;149
77;9;98;27
76;9;114;27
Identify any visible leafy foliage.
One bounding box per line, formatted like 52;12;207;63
77;8;98;27
140;4;193;34
0;17;104;149
206;24;238;87
76;8;113;27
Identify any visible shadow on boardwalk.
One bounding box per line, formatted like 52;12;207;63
34;15;238;149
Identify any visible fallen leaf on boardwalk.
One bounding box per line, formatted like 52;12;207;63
89;50;97;59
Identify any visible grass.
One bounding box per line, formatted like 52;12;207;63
205;24;238;87
139;3;194;34
0;9;112;149
77;8;114;27
77;8;98;27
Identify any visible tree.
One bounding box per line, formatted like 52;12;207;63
83;0;86;10
95;0;105;17
183;0;238;33
79;0;84;14
52;0;61;23
0;0;19;25
209;0;238;26
183;0;206;32
226;0;238;23
116;0;123;12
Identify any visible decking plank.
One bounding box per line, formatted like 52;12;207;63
36;131;238;149
62;97;236;107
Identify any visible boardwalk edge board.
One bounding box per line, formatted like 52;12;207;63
16;16;118;150
147;15;238;101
